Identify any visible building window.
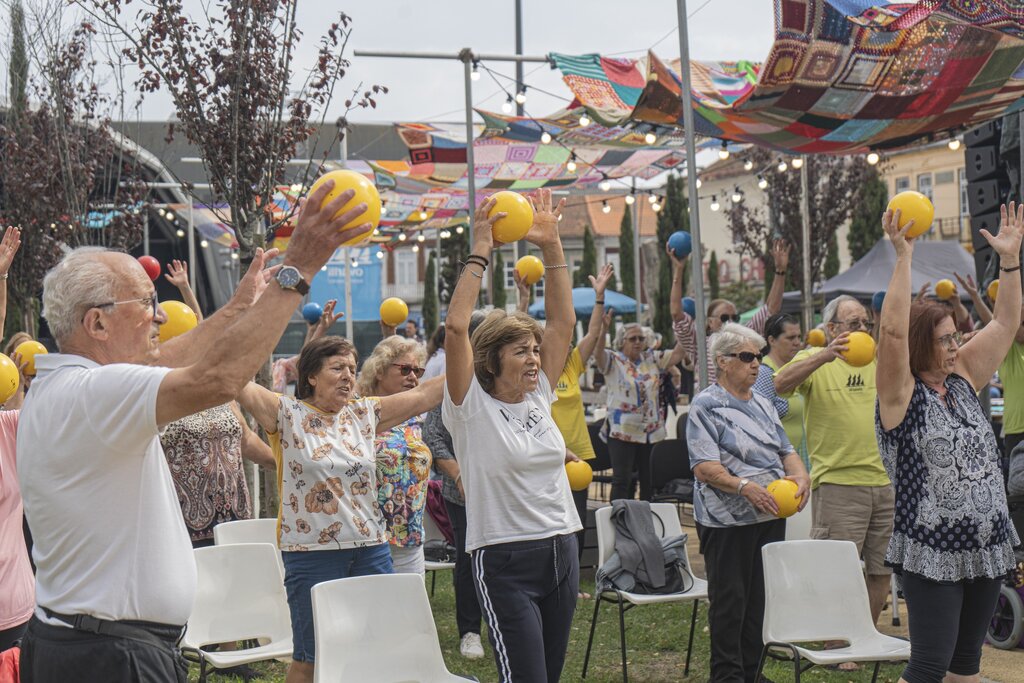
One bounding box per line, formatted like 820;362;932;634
395;249;417;286
959;168;969;216
917;173;933;200
504;258;515;289
895;176;910;193
935;170;955;185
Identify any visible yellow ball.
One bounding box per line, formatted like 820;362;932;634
489;191;534;244
379;297;409;327
14;340;47;377
935;279;957;301
887;191;934;238
988;279;999;303
565;460;594;492
0;353;19;404
159;301;199;343
515;255;545;286
308;170;382;246
806;328;826;347
767;479;802;519
841;331;876;367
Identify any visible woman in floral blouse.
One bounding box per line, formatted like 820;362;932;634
240;335;442;683
357;336;432;575
595;322;688;501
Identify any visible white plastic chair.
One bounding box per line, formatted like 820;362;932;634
180;543;293;682
212;518;283;578
582;502;709;683
784;496;813;541
423;508;455;597
757;540;911;683
311;574;471;682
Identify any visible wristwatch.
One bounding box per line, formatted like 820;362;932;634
275;265;310;296
737;478;750;495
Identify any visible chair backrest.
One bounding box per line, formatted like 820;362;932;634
312;574;451;682
784;496;814;541
588;419;611;471
594;502;694;573
183;543;292;650
675;411;689;444
761;540;879;644
423;506;445;543
649;439;691;493
213;518;278;547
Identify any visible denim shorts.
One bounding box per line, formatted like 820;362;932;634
282;543;393;662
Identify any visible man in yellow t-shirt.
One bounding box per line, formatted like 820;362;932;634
776;295;893;629
552;347;596;461
999;340;1024;461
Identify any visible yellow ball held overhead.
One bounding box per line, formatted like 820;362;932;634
515;255;545;286
887;190;934;238
565;460;594;492
308;169;382;247
766;479;802;519
0;353;20;404
159;301;199;343
806;328;826;347
488;191;534;244
988;279;999;303
841;330;876;367
380;297;409;327
935;279;957;301
13;340;47;377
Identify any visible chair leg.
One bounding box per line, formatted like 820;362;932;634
793;649;802;683
430;570;437;597
582;596;603;679
618;600;629;683
198;659;207;683
754;644;769;681
891;574;900;626
684;601;698;676
871;661;880;683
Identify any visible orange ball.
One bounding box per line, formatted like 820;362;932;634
887;191;934;238
767;479;802;518
988;279;1000;303
13;340;47;377
841;331;876;367
935;279;957;301
515;255;545;285
565;460;593;491
308;170;382;246
806;329;826;347
379;297;409;327
489;191;534;244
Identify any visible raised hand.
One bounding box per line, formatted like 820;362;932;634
164;259;189;289
512;268;531;300
983;202;1024;261
235;247;282;307
524;188;565;249
286;181;372;278
666;243;688;270
915;281;930;303
0;226;21;275
472;196;503;251
882;208;915;259
311;299;344;340
589;263;614;297
953;272;979;299
602;307;615;328
771;238;791;271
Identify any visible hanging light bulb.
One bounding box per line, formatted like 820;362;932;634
791;157;804;169
231;252;239;260
566;153;577;173
515;87;527;105
579;114;591;128
948;138;962;151
540;131;552;144
867;152;880;165
455;226;464;234
351;258;359;269
418;210;428;220
471;61;480;81
412;244;420;253
602;200;611;214
398;233;408;241
718;141;730;160
731;187;743;203
652;202;662;213
200;239;210;248
757;175;768;190
321;265;328;272
175;228;185;238
440;229;451;239
417;234;426;242
373;228;381;236
376;250;384;259
695;177;702;189
625;194;636;205
644;131;657;145
743;159;754;171
648;193;658;204
777;160;788;172
710;195;720;212
599;178;611;192
502;95;513;114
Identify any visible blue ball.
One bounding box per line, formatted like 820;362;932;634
667;231;692;259
302;302;323;324
872;291;886;312
682;296;696;318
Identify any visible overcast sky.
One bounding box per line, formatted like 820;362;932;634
59;0;777;125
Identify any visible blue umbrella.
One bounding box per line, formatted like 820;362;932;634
528;288;639;320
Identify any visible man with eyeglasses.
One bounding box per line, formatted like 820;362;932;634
774;294;894;641
16;181;372;682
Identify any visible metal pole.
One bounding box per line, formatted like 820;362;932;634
514;1;527;265
187;197;197;292
634;185;642;324
340;130;354;340
355;49;550;63
143;212;150;256
800;157;813;332
462;53;478;262
675;0;709;390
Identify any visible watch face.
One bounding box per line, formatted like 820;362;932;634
277;267;301;288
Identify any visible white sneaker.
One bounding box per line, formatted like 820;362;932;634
460;632;485;659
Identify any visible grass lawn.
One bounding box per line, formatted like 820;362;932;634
188;574;906;682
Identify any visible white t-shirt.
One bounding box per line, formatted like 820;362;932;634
423;348;446;381
17;354;196;626
442;372;581;553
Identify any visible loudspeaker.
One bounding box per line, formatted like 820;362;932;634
970;212;1001;252
974;246;996;288
965;145;1000;182
965;120;1000;147
966;178;1007;217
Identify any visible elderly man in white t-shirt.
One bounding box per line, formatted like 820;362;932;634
16;182;371;683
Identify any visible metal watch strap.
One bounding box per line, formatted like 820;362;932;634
737;478;750;494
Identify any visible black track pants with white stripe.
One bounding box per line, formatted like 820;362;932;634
472;533;579;683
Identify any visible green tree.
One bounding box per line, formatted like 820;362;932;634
439;228;469;305
573;225;597;288
619;208;636;320
825;233;840;279
847;169;888;262
8;0;27;126
708;251;720;300
492;249;507;310
654;174;686;341
422;252;438;335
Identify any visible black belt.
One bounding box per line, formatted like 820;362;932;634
40;607;185;650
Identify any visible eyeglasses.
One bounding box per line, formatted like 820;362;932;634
935;332;963;350
624;336;646;344
834;318;874;331
723;351;763;364
392;363;425;378
718;313;741;324
85;294;159;320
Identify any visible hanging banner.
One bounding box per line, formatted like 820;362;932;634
308;246;382;321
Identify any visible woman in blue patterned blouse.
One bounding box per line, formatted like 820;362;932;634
877;202;1024;683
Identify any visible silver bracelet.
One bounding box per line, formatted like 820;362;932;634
461;266;483;279
0;273;7;280
544;263;568;270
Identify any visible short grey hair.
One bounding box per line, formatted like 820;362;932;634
42;247;118;346
822;295;861;324
613;323;656;351
710;323;765;364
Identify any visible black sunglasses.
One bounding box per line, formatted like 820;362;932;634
719;313;741;323
723;351;763;364
392;363;425;378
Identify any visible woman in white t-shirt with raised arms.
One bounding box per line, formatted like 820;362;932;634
442;188;581;683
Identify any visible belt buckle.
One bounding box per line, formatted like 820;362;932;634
72;614;103;633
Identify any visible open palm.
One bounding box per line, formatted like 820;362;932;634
982;202;1024;259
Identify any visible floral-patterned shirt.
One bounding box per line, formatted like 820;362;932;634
269;395;386;551
601;349;675;443
375;415;432;548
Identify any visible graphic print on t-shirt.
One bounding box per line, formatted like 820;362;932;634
498;404;555;441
